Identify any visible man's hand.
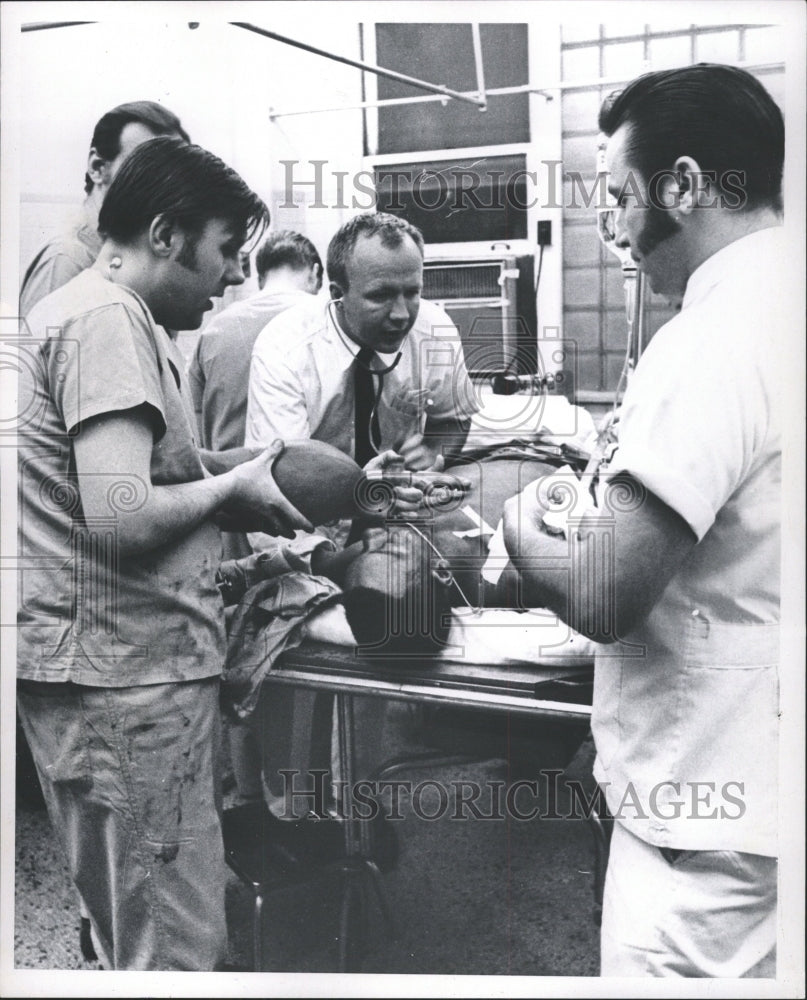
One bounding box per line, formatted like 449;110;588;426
364;450;424;515
227;440;313;538
310;537;365;586
399;413;472;470
363;450;471;518
502;480;551;556
398;431;442;471
502;470;697;642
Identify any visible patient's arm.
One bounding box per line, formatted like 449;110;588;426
310;540;364;586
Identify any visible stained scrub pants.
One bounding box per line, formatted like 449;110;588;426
601;820;777;977
17;677;228;971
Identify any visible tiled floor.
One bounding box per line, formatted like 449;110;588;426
13;706;601;979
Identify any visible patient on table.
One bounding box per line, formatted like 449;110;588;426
218;440;597;719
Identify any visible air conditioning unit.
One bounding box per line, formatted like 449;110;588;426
422;255;537;380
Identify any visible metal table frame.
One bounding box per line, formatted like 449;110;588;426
235;640;597;971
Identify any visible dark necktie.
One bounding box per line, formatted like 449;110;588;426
353;347;383;467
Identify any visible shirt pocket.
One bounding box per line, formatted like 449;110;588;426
682;615;779;670
680;617;779;780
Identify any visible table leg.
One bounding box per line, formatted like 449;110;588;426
333;691;393;970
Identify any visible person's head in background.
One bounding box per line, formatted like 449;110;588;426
326;212;425;355
97;136;269;331
599;63;784;303
255;230;323;294
83;101;190;219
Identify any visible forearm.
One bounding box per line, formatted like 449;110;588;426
503;509;625;642
199;446;263;476
74;410;309;557
111;468;243;556
503;475;697;642
503;516;576;619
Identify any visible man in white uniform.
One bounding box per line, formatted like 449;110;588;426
502;64;786;977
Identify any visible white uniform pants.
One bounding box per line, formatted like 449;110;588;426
601;821;777;978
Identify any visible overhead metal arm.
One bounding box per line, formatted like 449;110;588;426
22;21;95;32
230;21;487;110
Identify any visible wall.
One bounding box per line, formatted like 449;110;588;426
558;17;787;397
12;10;367;357
10;7;565;369
5;3;798;382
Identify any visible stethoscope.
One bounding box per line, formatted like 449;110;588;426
327;298;403;454
402;520;481;616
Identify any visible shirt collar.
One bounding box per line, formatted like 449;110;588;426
325;300;406;371
682;225;784;310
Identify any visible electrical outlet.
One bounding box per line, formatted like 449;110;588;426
537;220;552;246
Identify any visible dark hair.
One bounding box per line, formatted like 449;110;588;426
598;64;784;213
97;137;269;248
340;584;453;657
84;100;190;194
255;229;322;281
327;212;424;290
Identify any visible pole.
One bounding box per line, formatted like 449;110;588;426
230;21;486;109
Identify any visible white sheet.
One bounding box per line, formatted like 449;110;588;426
301;603;597;666
463;392;597;453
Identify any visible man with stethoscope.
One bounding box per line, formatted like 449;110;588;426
246;211;478;533
242;211;479;829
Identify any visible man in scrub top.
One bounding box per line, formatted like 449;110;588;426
17;136;310;970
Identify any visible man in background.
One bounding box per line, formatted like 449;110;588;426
247;212;477;526
187;229;324;813
19;100;189;316
188;229;323;559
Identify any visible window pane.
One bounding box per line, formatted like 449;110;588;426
374;154;529;244
561;23;601;45
744;25;785;64
757;72;785;112
562;45;601;81
604;352;628;391
563;310;601;352
647;33;693;70
564;267;600;308
562;179;603;223
694;30;740;64
562;135;600;176
602;41;648;80
375;23;530;153
562;89;602;134
563;223;602;267
574;351;604;392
